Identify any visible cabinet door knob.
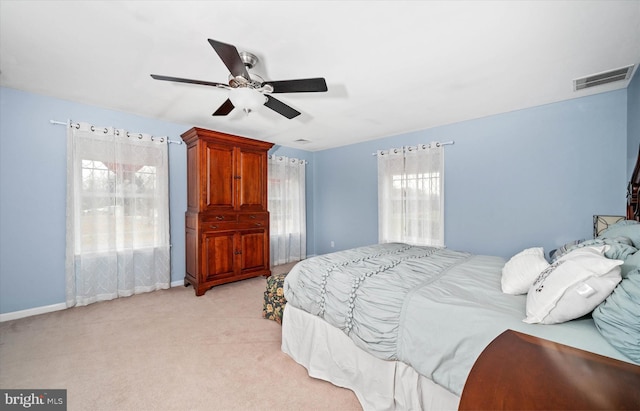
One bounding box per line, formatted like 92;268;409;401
235;250;242;255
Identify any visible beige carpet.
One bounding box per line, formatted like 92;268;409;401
0;272;362;411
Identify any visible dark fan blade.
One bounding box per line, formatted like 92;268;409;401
264;95;301;119
263;78;328;93
208;39;250;80
150;74;229;89
212;99;235;116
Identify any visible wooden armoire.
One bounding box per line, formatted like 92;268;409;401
181;127;274;296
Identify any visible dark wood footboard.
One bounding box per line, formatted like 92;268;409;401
459;329;640;410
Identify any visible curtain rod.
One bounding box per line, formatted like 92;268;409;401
371;140;454;156
268;154;308;165
49;119;183;145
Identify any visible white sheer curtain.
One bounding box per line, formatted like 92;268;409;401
268;155;306;265
377;143;444;247
65;122;171;307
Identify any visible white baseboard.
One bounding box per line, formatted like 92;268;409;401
1;275;284;322
2;281;186;322
0;302;67;322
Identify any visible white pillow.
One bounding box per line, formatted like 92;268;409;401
524;246;623;324
501;247;550;295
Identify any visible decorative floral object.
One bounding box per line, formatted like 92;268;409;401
263;273;288;324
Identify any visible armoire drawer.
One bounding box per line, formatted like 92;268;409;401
200;221;238;232
201;213;238;223
237;213;268;229
238;213;268;222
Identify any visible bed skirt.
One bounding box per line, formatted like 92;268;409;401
281;304;459;411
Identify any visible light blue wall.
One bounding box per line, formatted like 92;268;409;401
312;90;628;259
0;86;315;314
628;71;640;177
0;85;632;314
0;87;190;313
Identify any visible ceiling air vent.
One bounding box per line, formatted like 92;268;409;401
294;139;311;144
574;65;635;91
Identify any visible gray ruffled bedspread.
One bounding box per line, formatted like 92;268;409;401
284;243;630;396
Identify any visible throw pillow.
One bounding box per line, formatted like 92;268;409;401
501;247;549;295
524;247;622;324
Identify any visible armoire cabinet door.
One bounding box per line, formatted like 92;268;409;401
202;229;268;281
202;231;235;281
237;148;267;211
204;142;235;210
238;228;268;274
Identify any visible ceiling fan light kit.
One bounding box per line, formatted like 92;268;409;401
150;38;328;119
228;87;267;115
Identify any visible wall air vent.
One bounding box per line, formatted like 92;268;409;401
574;65;635;91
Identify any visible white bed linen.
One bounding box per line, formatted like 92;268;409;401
281;304;459;411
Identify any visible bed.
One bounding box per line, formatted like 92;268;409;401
280;150;640;411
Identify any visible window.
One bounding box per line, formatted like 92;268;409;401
79;160;161;252
377;144;444;247
66;123;170;307
268;155;306;265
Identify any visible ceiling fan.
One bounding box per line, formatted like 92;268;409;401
151;39;328;119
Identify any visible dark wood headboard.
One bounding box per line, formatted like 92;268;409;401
627;145;640;221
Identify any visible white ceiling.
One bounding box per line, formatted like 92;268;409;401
1;1;639;151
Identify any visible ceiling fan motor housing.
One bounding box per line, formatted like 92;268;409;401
239;51;258;69
228;51;274;92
